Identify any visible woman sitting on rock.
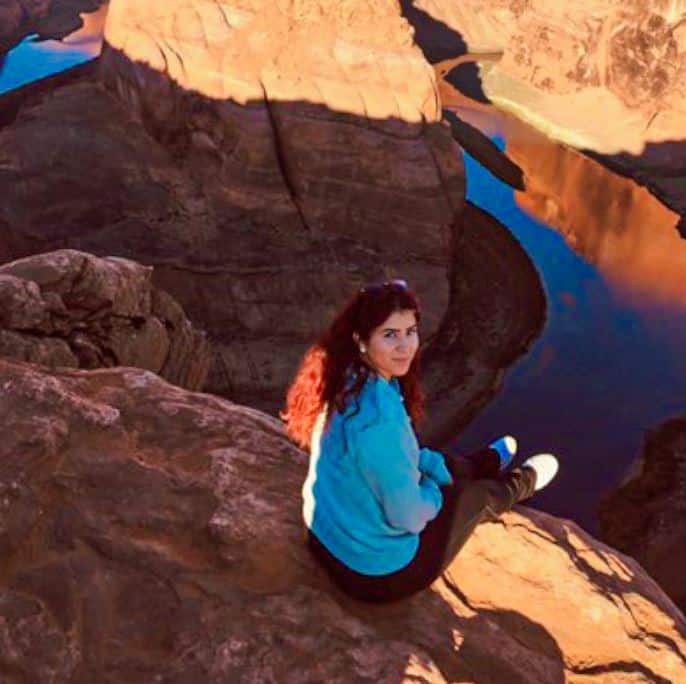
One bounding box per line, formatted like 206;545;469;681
281;279;558;603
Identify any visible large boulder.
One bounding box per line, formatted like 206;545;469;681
0;356;685;682
0;249;211;390
599;415;686;615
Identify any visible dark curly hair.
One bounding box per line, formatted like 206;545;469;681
280;281;426;450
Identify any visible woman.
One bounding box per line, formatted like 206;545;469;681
281;279;558;603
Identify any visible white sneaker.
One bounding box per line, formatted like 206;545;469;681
522;454;559;491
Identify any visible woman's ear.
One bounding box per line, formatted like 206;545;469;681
352;332;359;344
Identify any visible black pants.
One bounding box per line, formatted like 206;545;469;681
306;447;536;603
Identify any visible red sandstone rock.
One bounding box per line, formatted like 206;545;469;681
0;249;211;390
0;356;684;682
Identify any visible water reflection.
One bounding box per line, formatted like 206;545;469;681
0;5;108;94
511;143;685;311
441;82;686;532
446;83;685;312
449;137;686;533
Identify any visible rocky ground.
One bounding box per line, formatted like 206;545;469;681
1;352;685;682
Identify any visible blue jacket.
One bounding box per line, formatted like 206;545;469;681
302;368;453;575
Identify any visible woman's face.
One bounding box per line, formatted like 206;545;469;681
363;308;419;381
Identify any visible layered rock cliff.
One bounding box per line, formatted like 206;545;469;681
1;354;685;682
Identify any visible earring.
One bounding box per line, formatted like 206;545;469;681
359;344;367;354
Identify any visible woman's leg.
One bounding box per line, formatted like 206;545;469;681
305;455;534;603
437;467;536;572
447;446;502;481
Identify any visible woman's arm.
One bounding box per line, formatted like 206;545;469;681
353;422;444;534
418;447;453;486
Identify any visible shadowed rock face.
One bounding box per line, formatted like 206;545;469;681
1;0;549;433
419;201;545;445
0;356;685;682
0;249;211;389
599;416;686;615
0;72;463;416
0;70;544;439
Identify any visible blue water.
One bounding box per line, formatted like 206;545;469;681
0;34;97;95
449;138;686;533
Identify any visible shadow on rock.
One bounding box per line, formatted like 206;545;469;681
399;0;467;62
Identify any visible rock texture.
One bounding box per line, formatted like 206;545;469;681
408;0;686;229
419;201;545;446
0;71;457;416
0;249;211;389
410;0;686;151
0;356;685;682
0;0;106;53
599;415;686;615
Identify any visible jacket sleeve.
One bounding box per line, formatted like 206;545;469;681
353;421;443;534
418;447;453;486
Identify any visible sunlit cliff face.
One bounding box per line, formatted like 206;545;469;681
102;0;440;123
419;0;686;154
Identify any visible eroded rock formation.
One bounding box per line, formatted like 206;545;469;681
0;356;685;682
0;249;211;389
599;415;686;615
419;201;545;445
